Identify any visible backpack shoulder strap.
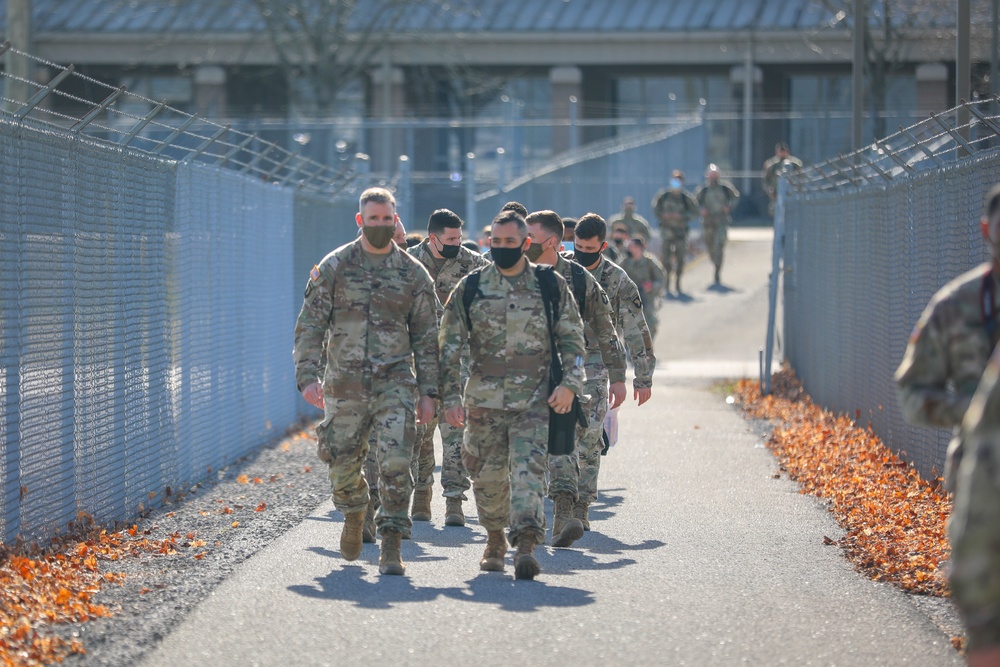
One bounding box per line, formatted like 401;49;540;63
534;265;562;330
569;263;587;317
461;268;483;331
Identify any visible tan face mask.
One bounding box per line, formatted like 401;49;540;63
362;224;395;249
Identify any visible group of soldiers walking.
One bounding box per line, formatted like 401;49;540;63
293;187;656;580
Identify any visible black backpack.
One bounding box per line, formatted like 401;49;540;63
461;265;586;455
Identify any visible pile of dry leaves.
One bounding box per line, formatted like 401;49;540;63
735;368;951;597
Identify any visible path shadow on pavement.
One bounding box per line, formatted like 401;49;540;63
706;283;738;295
287;565;596;612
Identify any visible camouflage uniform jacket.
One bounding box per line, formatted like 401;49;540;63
607;211;653;241
439;262;586;411
695;181;740;224
651;189;699;231
589;256;655;389
949;347;1000;651
620;253;666;304
293;238;441;399
408;239;488;310
895;263;1000;428
553;254;626;385
762;155;804;199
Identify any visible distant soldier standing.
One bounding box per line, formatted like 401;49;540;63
606;222;630;263
608;196;653;243
525;210;627;547
572;213;655;529
407;209;487;526
620;238;666;341
695;164;740;285
949;346;1000;666
440;210;586;579
652;169;699;295
895;184;1000;491
294;187;439;576
762;142;803;216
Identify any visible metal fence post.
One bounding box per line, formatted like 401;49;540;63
398;154;413;229
763;169;787;394
465;152;477;240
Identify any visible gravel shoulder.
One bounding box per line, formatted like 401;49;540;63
59;419;329;667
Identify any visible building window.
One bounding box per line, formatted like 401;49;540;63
789;73;916;162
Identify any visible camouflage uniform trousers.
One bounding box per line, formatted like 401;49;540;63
702;217;728;270
576;379;611;505
547;378;609;502
462;402;549;546
661;225;689;280
317;383;416;535
413;402;470;499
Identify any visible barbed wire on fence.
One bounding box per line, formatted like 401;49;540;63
787;98;1000;194
0;42;365;198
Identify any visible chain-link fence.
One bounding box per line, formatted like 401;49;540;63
0;48;363;543
779;102;1000;480
473;117;706;230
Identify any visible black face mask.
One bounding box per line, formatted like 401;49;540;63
439;242;461;259
573;248;603;267
491;243;526;269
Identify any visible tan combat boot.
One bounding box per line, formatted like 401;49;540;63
574;500;591;531
362;497;377;544
551;494;584;548
411;488;432;522
444;497;465;527
479;529;507;572
513;535;541;580
340;510;365;561
379;530;406;576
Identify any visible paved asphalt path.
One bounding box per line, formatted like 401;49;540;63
142;230;961;666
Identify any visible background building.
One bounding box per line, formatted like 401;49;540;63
1;0;991;219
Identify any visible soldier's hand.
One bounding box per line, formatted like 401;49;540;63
416;396;436;425
609;382;626;410
445;406;465;428
634;387;652;406
301;382;324;410
548;386;575;414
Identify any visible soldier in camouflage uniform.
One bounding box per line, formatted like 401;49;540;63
620;237;666;341
572;213;655;529
440;210;586;579
605;223;630;263
895;184;1000;492
652;169;699;296
949;345;1000;665
695;164;740;285
407;209;488;526
608;196;653;243
525;210;626;547
762;142;803;216
294;187;439;577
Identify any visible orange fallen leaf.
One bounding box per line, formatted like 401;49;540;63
255;503;267;512
237;475;249;484
231;521;240;528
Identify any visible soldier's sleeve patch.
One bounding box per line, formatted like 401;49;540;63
632;295;642;310
310;265;321;283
